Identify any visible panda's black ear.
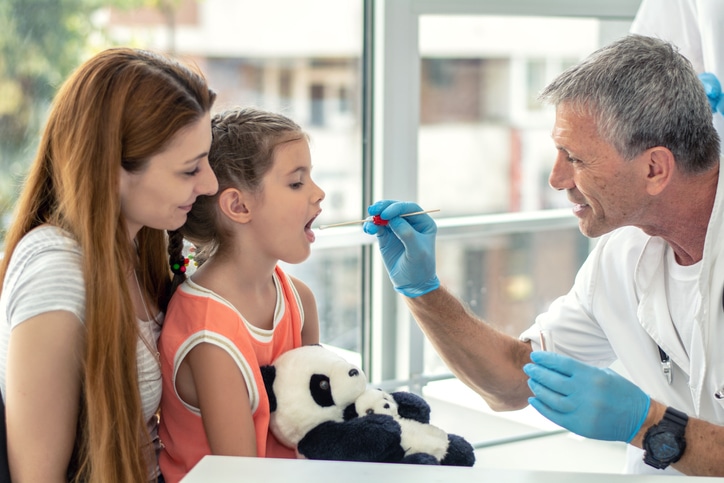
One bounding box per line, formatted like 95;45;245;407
343;403;359;421
391;391;430;423
260;365;277;412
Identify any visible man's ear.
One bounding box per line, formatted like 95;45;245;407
643;147;675;196
218;187;253;223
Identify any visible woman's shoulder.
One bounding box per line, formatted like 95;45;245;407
15;225;81;256
6;225;83;285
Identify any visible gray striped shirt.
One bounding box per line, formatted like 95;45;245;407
0;225;162;479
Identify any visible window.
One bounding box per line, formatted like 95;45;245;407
370;1;638;385
2;0;642;470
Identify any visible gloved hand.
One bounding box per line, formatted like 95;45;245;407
363;200;440;297
699;72;724;115
523;351;650;443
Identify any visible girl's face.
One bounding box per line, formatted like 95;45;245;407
247;137;325;264
120;112;218;238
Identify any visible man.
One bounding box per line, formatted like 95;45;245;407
364;35;724;476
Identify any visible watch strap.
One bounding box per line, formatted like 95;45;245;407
661;406;688;427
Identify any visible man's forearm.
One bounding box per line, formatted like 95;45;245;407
404;285;533;411
630;399;724;476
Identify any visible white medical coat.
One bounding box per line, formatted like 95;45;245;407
521;161;724;474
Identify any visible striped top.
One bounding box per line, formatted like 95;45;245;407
0;225;163;480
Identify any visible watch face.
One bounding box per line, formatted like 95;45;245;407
650;431;681;460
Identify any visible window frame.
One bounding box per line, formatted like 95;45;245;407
360;0;641;385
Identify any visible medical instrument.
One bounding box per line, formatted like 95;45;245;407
658;346;673;385
539;329;555;352
318;209;440;229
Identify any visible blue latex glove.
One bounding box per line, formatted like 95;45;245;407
363;200;440;297
524;351;650;443
699;72;724;115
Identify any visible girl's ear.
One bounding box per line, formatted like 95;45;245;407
218;187;253;223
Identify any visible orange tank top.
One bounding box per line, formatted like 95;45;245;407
158;266;303;483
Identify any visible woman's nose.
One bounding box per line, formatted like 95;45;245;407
198;161;219;196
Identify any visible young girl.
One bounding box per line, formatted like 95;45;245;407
0;48;218;482
159;107;324;482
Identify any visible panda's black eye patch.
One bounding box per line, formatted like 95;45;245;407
383;403;390;409
349;368;359;377
310;374;335;407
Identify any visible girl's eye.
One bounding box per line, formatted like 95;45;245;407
185;167;200;176
290;182;303;189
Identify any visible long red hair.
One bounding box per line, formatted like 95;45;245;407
0;48;215;482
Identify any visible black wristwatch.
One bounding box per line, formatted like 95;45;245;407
643;406;688;469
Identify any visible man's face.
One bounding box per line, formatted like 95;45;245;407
548;103;650;238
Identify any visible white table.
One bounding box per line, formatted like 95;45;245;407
181;456;724;482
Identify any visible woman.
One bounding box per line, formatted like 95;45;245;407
0;47;218;482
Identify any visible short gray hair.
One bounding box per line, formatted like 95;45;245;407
539;34;719;174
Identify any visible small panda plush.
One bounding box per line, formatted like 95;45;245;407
260;345;475;466
350;388;476;466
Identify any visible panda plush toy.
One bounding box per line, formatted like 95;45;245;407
351;388;476;466
260;345;476;466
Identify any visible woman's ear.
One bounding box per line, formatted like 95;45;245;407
218;187;253;223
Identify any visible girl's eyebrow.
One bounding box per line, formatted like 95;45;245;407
285;165;310;176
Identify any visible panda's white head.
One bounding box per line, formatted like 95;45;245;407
352;389;399;418
261;345;368;448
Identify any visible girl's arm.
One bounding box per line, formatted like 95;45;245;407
6;311;84;482
291;277;320;345
185;344;258;456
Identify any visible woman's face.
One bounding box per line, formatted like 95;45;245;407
120;112;218;238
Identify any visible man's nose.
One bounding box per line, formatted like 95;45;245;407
549;154;574;191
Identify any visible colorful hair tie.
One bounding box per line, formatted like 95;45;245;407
171;257;190;275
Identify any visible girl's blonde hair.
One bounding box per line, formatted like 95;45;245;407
0;47;216;483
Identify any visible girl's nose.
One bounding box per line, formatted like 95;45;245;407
313;181;325;203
